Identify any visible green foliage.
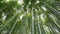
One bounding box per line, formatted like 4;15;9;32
0;0;60;34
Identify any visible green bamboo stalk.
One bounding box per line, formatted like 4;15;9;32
31;8;34;34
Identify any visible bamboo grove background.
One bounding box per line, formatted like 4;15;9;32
0;0;60;34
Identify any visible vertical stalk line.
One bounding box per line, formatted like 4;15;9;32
35;8;41;34
23;6;29;34
31;8;34;34
34;9;36;34
9;16;19;34
37;16;41;34
26;6;29;34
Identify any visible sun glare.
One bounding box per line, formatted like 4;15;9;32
42;6;47;11
18;0;23;5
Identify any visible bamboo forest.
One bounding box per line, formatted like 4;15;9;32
0;0;60;34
